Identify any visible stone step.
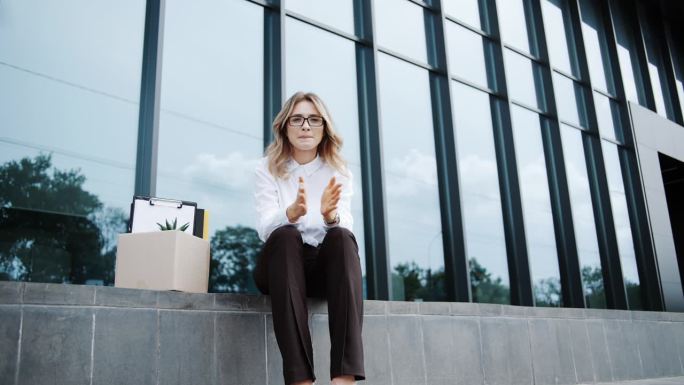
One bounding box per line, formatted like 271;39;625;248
591;377;684;385
1;281;683;385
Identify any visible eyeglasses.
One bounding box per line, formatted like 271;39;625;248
287;115;325;127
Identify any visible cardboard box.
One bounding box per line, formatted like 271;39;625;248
115;230;210;293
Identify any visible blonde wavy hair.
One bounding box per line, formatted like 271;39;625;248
266;92;348;179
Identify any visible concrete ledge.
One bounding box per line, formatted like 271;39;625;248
1;281;683;385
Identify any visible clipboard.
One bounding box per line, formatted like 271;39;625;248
128;196;208;239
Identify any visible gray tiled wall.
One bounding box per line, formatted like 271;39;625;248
1;281;683;385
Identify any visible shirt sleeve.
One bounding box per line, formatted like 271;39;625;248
254;161;295;242
324;168;354;231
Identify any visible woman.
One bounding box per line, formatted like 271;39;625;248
253;92;365;385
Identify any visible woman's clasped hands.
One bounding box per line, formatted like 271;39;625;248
286;176;342;224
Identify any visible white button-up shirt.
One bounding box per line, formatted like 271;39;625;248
254;155;354;246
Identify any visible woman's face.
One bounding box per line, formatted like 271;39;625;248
286;100;325;153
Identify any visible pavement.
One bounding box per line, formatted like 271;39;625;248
589;377;684;385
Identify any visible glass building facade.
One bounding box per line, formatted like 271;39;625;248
1;0;683;311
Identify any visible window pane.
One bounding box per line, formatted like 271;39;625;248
444;0;482;29
510;106;561;306
451;82;510;304
602;143;642;309
498;0;534;55
560;125;606;308
579;0;616;95
286;0;354;35
602;142;625;194
642;13;675;119
611;1;645;105
0;0;145;284
158;0;264;293
553;72;588;128
594;92;621;142
377;54;445;301
505;49;545;111
446;21;490;88
541;0;577;76
285;18;367;295
375;0;427;63
672;38;684;118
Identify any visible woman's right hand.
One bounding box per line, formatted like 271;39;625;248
286;176;307;223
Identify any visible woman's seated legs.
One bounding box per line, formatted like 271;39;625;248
253;225;317;384
317;227;365;382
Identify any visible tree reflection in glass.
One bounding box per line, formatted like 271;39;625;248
0;154;268;295
0;154;127;284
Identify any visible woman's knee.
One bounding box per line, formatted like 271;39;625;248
263;225;305;274
325;226;353;237
323;226;354;244
322;227;359;260
267;225;302;245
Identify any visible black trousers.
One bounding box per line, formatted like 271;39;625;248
253;225;365;384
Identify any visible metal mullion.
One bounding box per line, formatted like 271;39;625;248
442;17;500;94
616;0;666;311
552;68;581;83
618;0;664;310
601;0;639;148
407;0;433;10
263;1;283;146
559;119;588;132
618;141;664;310
283;10;362;44
444;14;491;38
426;0;470;302
632;0;667;116
353;0;390;300
529;0;585;308
579;0;632;310
135;0;165;197
600;136;624;148
245;0;274;9
542;116;587;308
552;68;592;89
376;47;437;73
593;88;617;100
503;44;547;65
655;1;684;125
551;67;597;130
607;0;663;311
487;0;534;306
568;0;614;112
566;0;600;133
583;132;628;309
602;0;628;105
562;121;595;136
509;99;554;120
449;75;497;96
622;0;656;111
566;0;618;310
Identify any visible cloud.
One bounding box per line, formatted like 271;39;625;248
458;154;500;199
386;148;438;198
181;151;259;191
518;158;552;207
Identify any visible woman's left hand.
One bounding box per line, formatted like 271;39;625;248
321;176;342;223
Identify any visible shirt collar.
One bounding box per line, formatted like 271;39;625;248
287;154;323;176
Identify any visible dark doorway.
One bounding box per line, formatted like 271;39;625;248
659;153;684;289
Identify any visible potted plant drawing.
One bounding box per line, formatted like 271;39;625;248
156;217;190;232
